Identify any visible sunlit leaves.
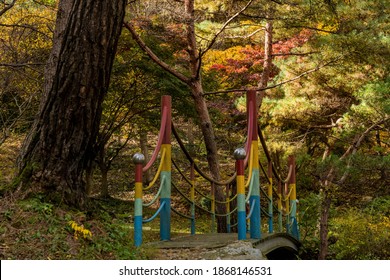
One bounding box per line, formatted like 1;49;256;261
0;0;55;138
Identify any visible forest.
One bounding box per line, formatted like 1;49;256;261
0;0;389;260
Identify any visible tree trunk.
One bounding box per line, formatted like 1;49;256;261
85;163;94;196
319;189;331;260
184;0;226;232
257;7;274;110
100;164;109;199
17;0;126;207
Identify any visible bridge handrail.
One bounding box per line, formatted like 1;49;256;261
142;105;169;172
142;176;166;207
246;198;256;220
171;158;193;186
172;157;238;204
244;99;254;167
172;122;237;186
143;201;166;223
133;92;300;247
172;182;213;215
143;147;167;191
171;206;193;220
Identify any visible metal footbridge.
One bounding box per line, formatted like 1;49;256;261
132;90;300;259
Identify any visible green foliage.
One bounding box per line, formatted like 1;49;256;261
0;0;54;141
298;192;321;259
364;196;390;216
352;78;390;118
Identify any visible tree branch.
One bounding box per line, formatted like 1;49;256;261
0;63;45;67
0;0;16;18
338;116;390;184
123;21;191;85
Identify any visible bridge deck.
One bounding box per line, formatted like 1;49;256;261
147;232;300;260
148;233;268;249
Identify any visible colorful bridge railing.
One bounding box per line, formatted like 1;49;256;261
132;91;299;247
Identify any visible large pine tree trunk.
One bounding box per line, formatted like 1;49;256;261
18;0;126;207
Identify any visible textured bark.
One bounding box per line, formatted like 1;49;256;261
99;163;109;198
185;0;226;232
18;0;126;207
319;190;331;260
257;7;274;110
85;163;94;196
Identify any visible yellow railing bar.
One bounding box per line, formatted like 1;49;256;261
143;147;166;191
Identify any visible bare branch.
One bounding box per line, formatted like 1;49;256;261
289;25;339;34
0;0;16;18
123;21;191;85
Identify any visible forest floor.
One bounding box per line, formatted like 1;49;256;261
1;135;389;260
0;190;266;260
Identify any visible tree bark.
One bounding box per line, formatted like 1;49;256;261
184;0;226;232
85;162;94;196
257;6;274;110
99;163;109;199
17;0;126;207
318;188;331;260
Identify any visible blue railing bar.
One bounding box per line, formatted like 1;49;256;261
143;177;166;207
143;201;166;223
246;199;256;220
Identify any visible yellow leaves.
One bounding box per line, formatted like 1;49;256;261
368;216;390;233
68;221;92;240
0;0;54;63
317;21;339;35
203;46;248;71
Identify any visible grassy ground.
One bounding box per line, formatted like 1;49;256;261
0;189;214;260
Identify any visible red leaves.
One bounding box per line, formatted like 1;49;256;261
207;29;313;86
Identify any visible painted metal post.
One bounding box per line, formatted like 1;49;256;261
285;181;290;233
190;163;195;235
277;180;283;232
234;148;246;240
133;153;145;247
247;90;261;239
160;95;171;241
268;161;274;233
289;155;299;239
